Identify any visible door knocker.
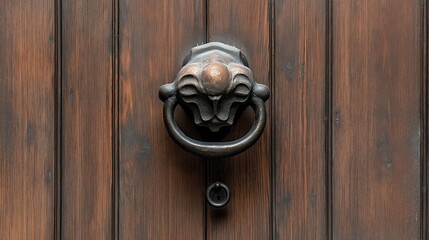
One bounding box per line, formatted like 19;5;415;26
159;42;270;159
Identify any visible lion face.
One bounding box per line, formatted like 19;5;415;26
174;43;255;132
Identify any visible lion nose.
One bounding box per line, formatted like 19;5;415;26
201;63;230;95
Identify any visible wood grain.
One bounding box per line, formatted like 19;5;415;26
118;1;206;239
0;1;56;239
2;1;427;239
425;0;429;236
273;0;328;239
61;0;113;238
206;0;271;239
332;0;422;239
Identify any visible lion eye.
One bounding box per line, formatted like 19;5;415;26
234;84;250;97
179;85;198;97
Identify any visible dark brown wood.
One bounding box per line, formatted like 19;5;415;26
423;0;428;237
425;0;429;236
206;0;271;239
0;1;56;239
2;1;428;239
118;1;206;239
424;0;429;237
332;0;422;239
273;0;328;239
61;0;114;238
112;0;120;238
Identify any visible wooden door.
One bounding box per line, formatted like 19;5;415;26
0;0;426;239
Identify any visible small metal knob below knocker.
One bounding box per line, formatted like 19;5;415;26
159;42;270;158
206;182;230;208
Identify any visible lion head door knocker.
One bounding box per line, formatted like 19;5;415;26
159;42;270;158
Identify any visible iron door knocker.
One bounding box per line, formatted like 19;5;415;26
159;42;270;158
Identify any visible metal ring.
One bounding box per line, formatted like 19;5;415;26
162;95;267;158
206;182;230;208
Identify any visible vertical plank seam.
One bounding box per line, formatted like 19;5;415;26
205;0;209;43
112;0;120;238
54;0;63;238
269;0;276;239
422;0;428;238
204;1;209;240
325;0;333;238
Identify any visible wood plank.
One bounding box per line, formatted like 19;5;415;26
273;0;328;239
0;1;56;239
61;0;114;238
332;0;422;239
206;0;271;239
118;1;206;239
425;0;429;236
423;0;428;237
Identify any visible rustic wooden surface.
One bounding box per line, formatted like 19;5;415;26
332;0;422;239
61;0;114;238
118;0;206;239
206;0;271;239
273;0;328;239
0;1;56;239
1;1;428;239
